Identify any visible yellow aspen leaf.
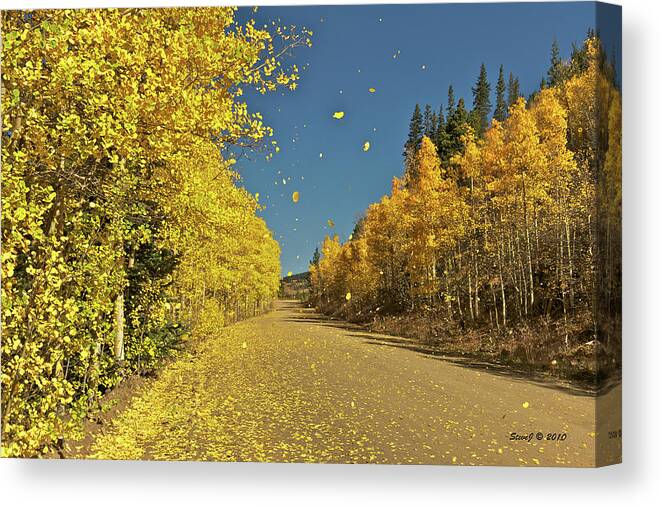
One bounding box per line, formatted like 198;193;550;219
362;141;370;152
332;111;345;119
522;402;530;409
368;87;376;93
292;191;299;203
345;292;351;301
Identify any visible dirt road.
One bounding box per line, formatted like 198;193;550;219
88;300;621;466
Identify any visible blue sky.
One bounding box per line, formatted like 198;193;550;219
233;2;621;277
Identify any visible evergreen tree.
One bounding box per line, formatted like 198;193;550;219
423;104;435;139
435;105;446;154
547;38;564;86
436;106;445;137
437;105;445;131
494;64;508;122
311;247;320;267
567;40;590;79
609;46;619;87
351;216;366;241
507;72;521;108
403;104;424;183
470;63;491;137
439;97;470;168
447;85;456;118
430;110;438;140
404;104;423;157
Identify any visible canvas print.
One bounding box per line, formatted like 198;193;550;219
1;2;621;466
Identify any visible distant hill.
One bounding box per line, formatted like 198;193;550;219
280;271;311;300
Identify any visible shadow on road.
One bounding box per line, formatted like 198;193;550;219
278;300;602;397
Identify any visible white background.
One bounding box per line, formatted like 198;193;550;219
1;0;659;505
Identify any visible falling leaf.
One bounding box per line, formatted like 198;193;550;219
292;191;300;203
319;152;323;159
327;219;335;228
332;111;345;120
255;192;260;200
362;141;370;152
287;271;292;277
345;292;352;301
282;178;286;185
421;64;427;70
368;87;376;93
522;401;530;409
275;146;280;153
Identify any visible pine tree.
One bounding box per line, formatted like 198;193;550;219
437;105;445;131
352;216;366;241
447;85;456;118
567;40;590;79
431;111;438;140
423;104;435;139
311;247;320;267
494;64;508;122
547;38;564;86
471;63;491;137
435;105;446;154
439;97;470;167
404;104;423;157
507;72;521;108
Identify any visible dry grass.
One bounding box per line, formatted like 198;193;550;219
336;308;620;387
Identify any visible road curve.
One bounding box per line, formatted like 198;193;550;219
88;300;621;466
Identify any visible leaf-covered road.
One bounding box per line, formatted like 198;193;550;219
88;300;621;466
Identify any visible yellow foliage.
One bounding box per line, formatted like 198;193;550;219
1;7;309;456
310;36;620;346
